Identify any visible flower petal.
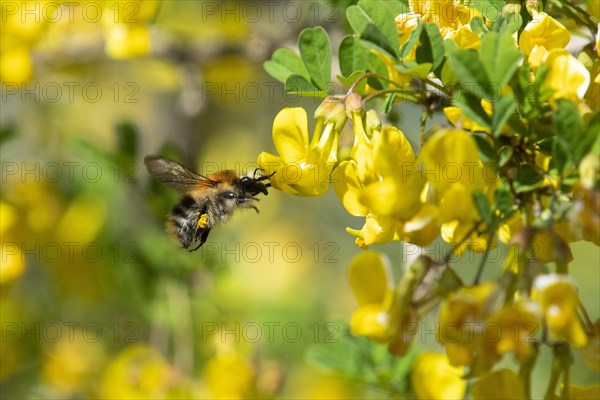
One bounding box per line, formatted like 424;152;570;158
348;251;393;306
272;108;309;163
411;352;466;400
519;12;570;55
332;161;368;216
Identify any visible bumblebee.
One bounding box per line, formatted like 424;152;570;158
144;155;272;251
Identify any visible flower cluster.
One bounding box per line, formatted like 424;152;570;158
261;0;599;398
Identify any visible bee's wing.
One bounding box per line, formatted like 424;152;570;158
144;155;214;192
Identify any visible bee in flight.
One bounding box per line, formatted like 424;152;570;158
144;155;273;251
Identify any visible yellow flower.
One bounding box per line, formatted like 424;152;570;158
486;301;541;362
543;49;591;103
348;252;432;354
471;369;527;399
203;350;255;399
396;1;481;51
258;105;344;196
401;202;440;246
519;11;570;56
411;352;466;400
395;13;420;60
443;101;493;133
419;129;494;252
532;274;588;347
346;214;399;249
335;102;426;247
348;251;397;341
530;227;573;264
418;128;485;196
438;282;498;367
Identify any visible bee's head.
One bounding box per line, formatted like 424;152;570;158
239;170;274;196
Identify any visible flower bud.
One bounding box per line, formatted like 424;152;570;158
524;0;541;16
345;93;364;119
315;97;347;132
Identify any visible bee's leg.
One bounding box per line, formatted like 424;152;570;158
189;228;211;251
253;171;276;182
188;228;210;252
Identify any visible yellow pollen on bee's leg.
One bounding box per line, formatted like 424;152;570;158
197;213;209;228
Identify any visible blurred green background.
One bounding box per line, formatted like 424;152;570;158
1;1;598;398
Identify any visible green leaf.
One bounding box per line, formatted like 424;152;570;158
554;99;583;140
553;99;583;168
365;51;388;90
584;111;600;156
346;0;405;58
285;74;327;97
473;134;495;162
453;91;492;129
263;48;310;83
479;31;522;88
298;27;332;91
337;70;367;92
339;35;368;78
467;0;504;20
360;23;398;58
400;23;422;59
514;164;544;193
473;190;493;224
382;92;397;113
415;23;445;74
494;187;515;217
447;49;492;99
470;16;488;36
551;136;571;173
440;57;458;87
498;146;514;167
492;11;523;34
397;62;433;79
492;95;517;136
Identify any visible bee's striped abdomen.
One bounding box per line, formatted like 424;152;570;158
167;195;207;249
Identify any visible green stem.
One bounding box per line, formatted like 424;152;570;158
473;229;496;285
362;88;420;105
519;342;539;400
561;365;570;400
544;355;561;400
545;344;573;400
